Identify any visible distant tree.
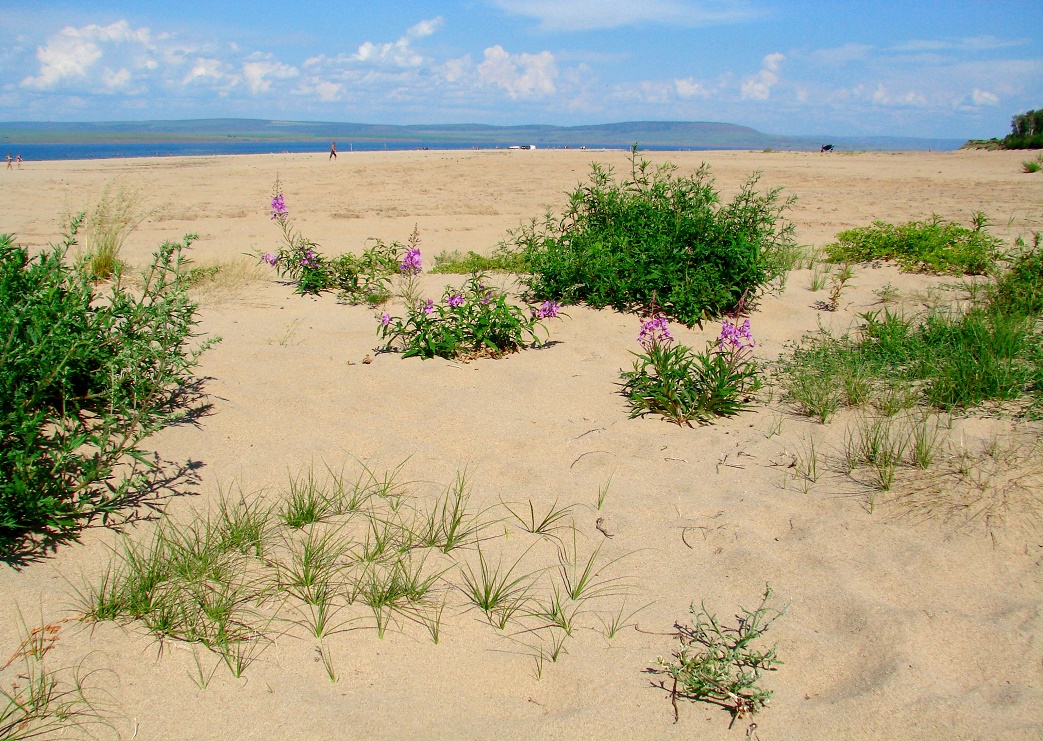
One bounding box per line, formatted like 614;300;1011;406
1003;108;1043;149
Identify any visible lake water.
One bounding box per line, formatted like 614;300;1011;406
2;140;692;162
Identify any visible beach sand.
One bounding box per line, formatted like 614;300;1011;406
2;148;1042;740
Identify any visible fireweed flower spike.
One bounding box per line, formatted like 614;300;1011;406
262;252;278;266
400;248;422;275
421;299;435;316
380;313;392;327
638;316;673;350
532;301;560;320
448;294;464;308
719;319;755;349
270;193;288;219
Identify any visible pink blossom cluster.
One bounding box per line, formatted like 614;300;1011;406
719;318;754;349
638;316;673;350
532;301;560;320
400;248;422;275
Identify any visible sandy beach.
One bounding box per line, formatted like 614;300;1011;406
2;148;1042;740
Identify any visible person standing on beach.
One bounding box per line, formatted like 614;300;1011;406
329;142;337;160
14;154;21;169
5;154;10;169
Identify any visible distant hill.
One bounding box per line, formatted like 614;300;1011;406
0;119;963;152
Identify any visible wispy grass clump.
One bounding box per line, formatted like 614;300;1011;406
82;179;145;281
824;214;1002;275
512;146;796;324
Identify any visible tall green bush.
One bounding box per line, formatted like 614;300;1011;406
1;220;213;558
512;148;795;325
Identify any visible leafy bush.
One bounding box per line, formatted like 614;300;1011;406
824;214;1002;275
657;585;785;724
620;317;761;425
512;147;795;325
378;272;560;360
262;181;400;303
0;220;213;558
989;232;1043;316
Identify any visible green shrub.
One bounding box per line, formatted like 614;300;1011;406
824;215;1002;275
512;146;795;325
0;220;213;558
378;272;560;360
620;318;760;426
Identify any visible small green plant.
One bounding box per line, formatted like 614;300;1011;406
378;271;561;360
824;215;1002;275
620;317;761;426
512;146;796;324
658;585;785;725
1;222;214;560
459;544;537;629
503;499;574;538
845;415;909;505
1022;157;1042;174
808;264;831;291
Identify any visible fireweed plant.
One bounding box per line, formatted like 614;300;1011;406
620;316;761;425
261;180;400;303
378;271;562;360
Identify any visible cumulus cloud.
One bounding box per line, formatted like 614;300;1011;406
353;17;443;67
870;84;927;107
477;46;557;99
22;20;152;89
490;0;761;32
242;58;298;94
674;77;711;98
740;52;783;100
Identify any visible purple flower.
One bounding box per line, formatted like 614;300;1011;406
262;252;278;266
270;193;288;219
532;300;560;320
719;318;755;350
480;291;493;305
380;313;392;327
400;248;422;276
299;249;319;268
447;293;464;308
638;316;673;350
421;299;435;316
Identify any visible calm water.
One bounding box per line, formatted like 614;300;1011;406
2;140;694;162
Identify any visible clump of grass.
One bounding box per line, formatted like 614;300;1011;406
459;544;537;629
845;415;909;503
824;214;1002;275
80;179;146;281
658;585;785;725
431;247;527;274
1021;153;1043;173
512;145;796;324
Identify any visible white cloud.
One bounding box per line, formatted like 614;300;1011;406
674;77;711;98
740;52;783;100
242;59;298;94
22;20;153;89
477;46;557;99
870;84;927;107
353;17;442;68
490;0;761;31
971;88;999;106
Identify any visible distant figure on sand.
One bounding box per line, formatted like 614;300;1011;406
15;154;21;168
329;142;337;160
5;154;10;169
820;144;834;152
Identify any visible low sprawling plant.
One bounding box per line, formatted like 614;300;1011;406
261;180;400;302
1;220;214;559
431;247;527;275
511;146;795;325
620;316;761;425
378;271;562;360
824;214;1002;275
657;585;785;725
1022;153;1043;174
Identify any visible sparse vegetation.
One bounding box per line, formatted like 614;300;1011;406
81;180;145;282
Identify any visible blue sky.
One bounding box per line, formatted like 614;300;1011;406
1;1;1040;138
